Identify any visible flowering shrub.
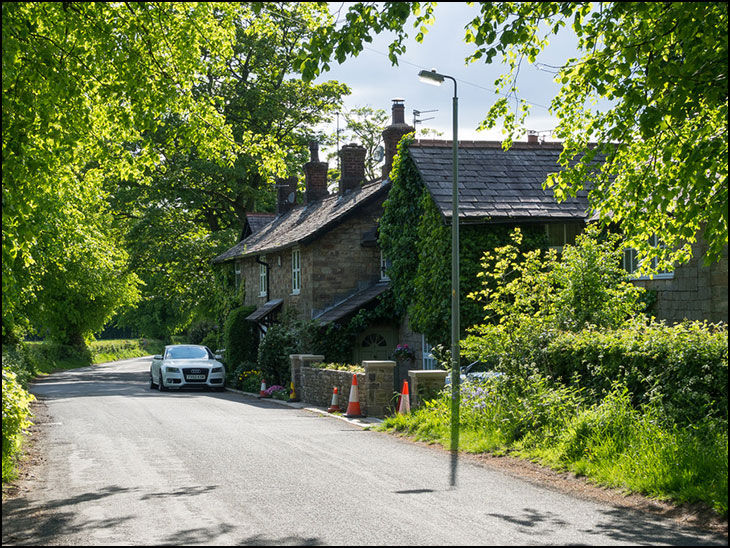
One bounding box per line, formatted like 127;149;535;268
264;385;288;400
393;344;415;361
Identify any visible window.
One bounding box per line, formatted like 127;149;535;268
380;250;391;281
545;222;583;251
291;248;301;295
623;235;674;279
259;256;267;297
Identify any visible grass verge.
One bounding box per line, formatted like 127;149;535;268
379;377;728;517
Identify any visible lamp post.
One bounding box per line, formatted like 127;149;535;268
419;69;460;479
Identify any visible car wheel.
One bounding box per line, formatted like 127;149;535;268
158;373;167;392
149;373;157;389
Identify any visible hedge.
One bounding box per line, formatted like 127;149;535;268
542;319;728;423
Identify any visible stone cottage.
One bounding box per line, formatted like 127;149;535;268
213;98;728;375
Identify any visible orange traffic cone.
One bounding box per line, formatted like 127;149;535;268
344;374;363;418
327;387;341;413
397;380;410;414
259;379;269;398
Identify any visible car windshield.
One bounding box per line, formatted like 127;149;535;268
166;346;210;360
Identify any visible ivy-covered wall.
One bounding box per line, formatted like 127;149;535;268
379;135;548;346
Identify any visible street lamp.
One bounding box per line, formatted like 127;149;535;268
418;69;460;482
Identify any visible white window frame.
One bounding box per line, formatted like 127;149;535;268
291;247;301;295
380;250;391;281
259;255;268;297
623;235;674;280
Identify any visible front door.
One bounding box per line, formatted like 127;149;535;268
354;325;398;363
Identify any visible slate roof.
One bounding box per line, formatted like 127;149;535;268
244;213;276;238
213;180;389;263
408;140;595;223
313;282;391;324
246;299;283;322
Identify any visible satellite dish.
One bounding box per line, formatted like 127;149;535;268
373;146;385;163
287;191;296;204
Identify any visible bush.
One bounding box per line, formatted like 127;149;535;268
2;369;35;482
543;319;728;423
257;322;297;386
188;320;217;345
227;362;260;391
224;306;257;368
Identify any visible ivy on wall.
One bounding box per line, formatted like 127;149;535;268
379;136;548;347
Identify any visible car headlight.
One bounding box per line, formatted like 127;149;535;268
165;366;180;373
211;367;223;373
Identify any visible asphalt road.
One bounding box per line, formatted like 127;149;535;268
2;357;726;546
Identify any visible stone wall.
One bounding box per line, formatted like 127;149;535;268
300;366;366;415
294;358;402;418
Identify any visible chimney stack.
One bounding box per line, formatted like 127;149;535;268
527;131;539;144
339;143;366;195
276;175;298;215
382;98;414;179
304;141;329;203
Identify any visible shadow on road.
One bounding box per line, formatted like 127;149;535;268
486;507;728;546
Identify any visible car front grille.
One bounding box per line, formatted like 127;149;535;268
182;368;209;382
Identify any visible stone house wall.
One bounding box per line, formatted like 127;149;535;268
633;238;728;324
239;198;384;321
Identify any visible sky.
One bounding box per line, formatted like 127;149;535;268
313;2;583;152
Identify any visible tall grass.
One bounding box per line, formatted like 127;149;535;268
380;376;728;516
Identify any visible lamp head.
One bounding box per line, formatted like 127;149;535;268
418;69;445;86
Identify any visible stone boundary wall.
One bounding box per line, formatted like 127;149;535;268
292;355;448;418
301;366;366;415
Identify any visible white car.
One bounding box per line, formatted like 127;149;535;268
149;345;226;391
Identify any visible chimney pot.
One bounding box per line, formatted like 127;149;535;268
304;140;328;203
382;99;414;179
308;140;320;162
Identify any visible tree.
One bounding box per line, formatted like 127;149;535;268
2;2;243;342
331;106;389;181
297;2;728;270
111;3;350;338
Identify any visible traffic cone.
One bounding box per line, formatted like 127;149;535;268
259;379;269;398
397;380;410;414
344;374;363;418
327;387;341;413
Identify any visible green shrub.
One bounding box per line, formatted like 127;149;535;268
188;320;217;345
2;369;35;482
200;332;219;352
224;306;257;368
227;362;260;391
257;322;297;386
543;319;728;423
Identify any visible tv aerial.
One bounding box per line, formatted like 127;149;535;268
413;108;438;129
